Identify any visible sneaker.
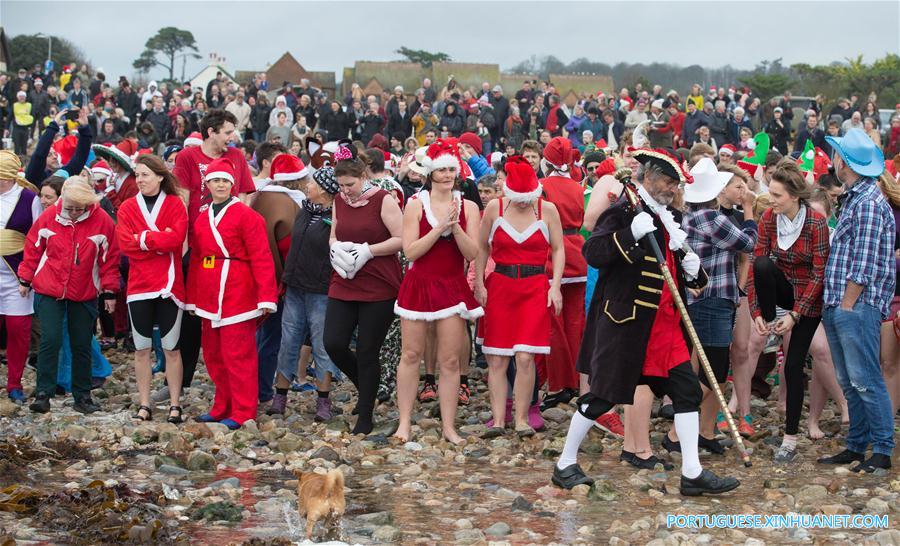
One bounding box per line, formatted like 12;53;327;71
7;389;26;404
418;381;437;403
314;397;332;422
854;454;892;473
219;418;241;430
716;412;728;433
90;377;106;390
551;463;594;489
528;403;546;431
266;392;287;416
738;415;755;437
817;449;866;465
594;411;624;438
662;434;682;454
457;384;471;406
540;388;576;412
698;435;725;455
291;381;316;393
774;444;797;463
680;469;740;496
29;392;51;413
620;450;675;471
73;397;100;414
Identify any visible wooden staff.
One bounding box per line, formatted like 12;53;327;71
617;168;753;468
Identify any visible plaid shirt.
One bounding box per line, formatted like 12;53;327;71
824;177;896;318
748;207;830;318
683;209;757;304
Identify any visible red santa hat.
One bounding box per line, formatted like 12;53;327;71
423;139;462;175
503;155;542;203
184;132;203;147
90;160;113;180
52;135;78;166
204;158;236;184
719;144;736;156
541;137;577;176
270;154;309;181
596;158;618;178
384;151;398;173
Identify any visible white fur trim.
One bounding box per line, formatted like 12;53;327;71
126;291;185;310
394;301;484;322
139;230;149;251
204;171;235;183
92;144;134;172
273;168;309;181
488;217;549;245
424;153;459;174
418;189;461;236
184;136;202;147
561;276;587;284
481;344;551;356
258;301;277;312
91;166;112;179
502;182;542;203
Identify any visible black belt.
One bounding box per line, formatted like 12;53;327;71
563;228;579;235
494;264;545;279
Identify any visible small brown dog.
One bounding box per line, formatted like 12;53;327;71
295;469;345;539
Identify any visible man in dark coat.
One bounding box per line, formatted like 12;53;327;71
551;149;740;497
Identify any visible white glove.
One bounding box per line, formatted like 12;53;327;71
346;243;374;278
330;241;355;278
630;212;657;241
681;252;701;280
668;227;688;251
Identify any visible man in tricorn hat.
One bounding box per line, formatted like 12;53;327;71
551;148;741;496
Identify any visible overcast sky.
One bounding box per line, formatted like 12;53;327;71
4;1;899;81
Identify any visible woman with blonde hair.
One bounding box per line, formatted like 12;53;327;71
19;176;120;415
877;172;900;413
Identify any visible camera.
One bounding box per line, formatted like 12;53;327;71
66;108;80;121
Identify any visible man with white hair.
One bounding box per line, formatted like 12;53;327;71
226;91;252;138
422;77;436;104
726;106;752;146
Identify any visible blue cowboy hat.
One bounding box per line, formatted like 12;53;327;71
825;128;884;178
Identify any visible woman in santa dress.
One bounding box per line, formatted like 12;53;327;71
393;140;483;445
474;155;564;437
186;157;278;430
115;154;188;423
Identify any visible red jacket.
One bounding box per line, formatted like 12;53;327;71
115;192;188;306
19;202;120;302
109;173;138;211
541;175;588;282
186;198;277;327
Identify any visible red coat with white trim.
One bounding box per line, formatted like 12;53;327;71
186;198;278;327
115;192;188;306
19;202;120;302
109;174;138;211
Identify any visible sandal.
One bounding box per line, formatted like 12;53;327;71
167;405;184;424
133;405;152;421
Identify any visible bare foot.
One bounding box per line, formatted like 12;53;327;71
840;406;849;425
442;429;464;445
392;424;411;443
808;421;825;440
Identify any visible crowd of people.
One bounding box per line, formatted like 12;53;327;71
3;62;900;496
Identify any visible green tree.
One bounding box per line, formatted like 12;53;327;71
395;47;451;68
9;34;87;72
737;73;796;100
133;27;200;81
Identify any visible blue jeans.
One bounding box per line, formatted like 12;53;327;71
822;303;895;456
277;287;342;383
256;300;283;401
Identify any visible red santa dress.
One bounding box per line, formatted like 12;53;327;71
186;197;278;424
394;190;483;321
477;198;551;355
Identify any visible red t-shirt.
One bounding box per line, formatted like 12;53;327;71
173;145;256;227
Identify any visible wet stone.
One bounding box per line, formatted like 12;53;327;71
186;450;217;471
484;522;511;537
310;446;341;462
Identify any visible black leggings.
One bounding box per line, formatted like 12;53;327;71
753;256;821;435
172;252;201;388
323;298;395;425
128;297;182;351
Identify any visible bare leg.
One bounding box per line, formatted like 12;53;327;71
512;353;536;428
424;323;437;376
808;324;847;438
163;349;183;412
579;372;589;395
623;386;654;457
134;348;153;412
436;317;466;444
274;372;291;390
297;345;312;380
317;372;333;393
880;322;900;414
487;355;509;426
699;384;725;439
728;297;752;414
394;319;428;442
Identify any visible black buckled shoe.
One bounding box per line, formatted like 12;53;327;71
662;434;681;453
680;469;740;496
551;463;595;489
657;403;675;420
73;397;100;414
817;449;865;465
620;450;675;471
698;435;725;455
540;388;577;412
29;392;51;414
